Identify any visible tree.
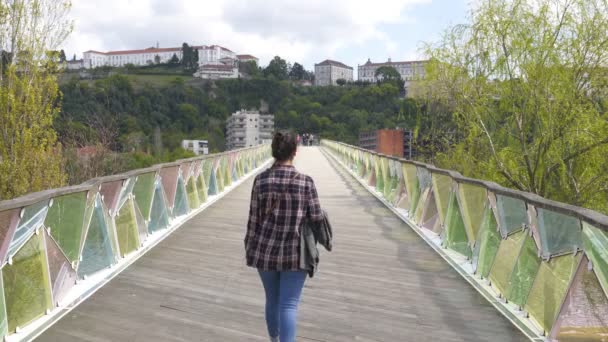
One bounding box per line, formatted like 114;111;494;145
264;56;289;80
239;60;261;78
72;53;76;61
59;49;67;63
289;62;305;80
336;78;346;86
154;54;161;64
181;43;198;71
169;53;179;66
0;0;72;200
420;0;608;212
375;66;401;81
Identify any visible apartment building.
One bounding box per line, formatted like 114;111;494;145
314;59;353;86
226;110;274;150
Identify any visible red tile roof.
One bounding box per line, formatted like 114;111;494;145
361;59;428;67
315;59;353;69
237;54;258;60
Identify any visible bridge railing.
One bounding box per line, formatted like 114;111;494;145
0;145;271;340
322;139;608;341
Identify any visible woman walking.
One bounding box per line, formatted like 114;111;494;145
245;132;324;342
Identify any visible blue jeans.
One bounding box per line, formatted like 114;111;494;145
258;270;307;342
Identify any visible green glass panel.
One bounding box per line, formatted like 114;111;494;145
186;176;200;210
582;223;608;298
506;234;541;307
496;194;528;237
173;176;190;217
554;257;608;342
443;192;472;257
0;274;7;339
208;170;218;196
78;197;115;277
8;200;49;260
474;206;501;278
216;166;225;193
402;164;420;215
133;201;148;245
374;156;384;193
44;192;87;263
417;167;432;192
457;183;487;246
115;198;140;257
117;177;136;210
3;233;52;332
489;230;526;295
44;231;77;306
525;253;581;333
537;208;582;259
132;172;156;221
223;157;232;187
148;181;170;233
196;174;207;204
202;160;212;188
413;188;430;224
431;173;452;226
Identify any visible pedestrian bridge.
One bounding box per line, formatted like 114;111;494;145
0;143;606;341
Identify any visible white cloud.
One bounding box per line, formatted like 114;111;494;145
63;0;430;68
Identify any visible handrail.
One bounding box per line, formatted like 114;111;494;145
0;144;272;340
322;139;608;341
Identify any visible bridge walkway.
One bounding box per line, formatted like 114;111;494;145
37;147;527;342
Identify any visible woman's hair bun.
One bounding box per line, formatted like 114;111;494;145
272;131;297;162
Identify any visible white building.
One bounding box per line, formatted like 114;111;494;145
65;59;84;70
83;47;184;69
358;58;428;92
182;140;209;155
226;110;274;150
81;44;257;76
314;59;353;86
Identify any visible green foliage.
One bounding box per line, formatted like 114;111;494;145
264;56;289;80
375;66;401;81
239;60;261;78
289;62;305;80
0;0;72;200
169;53;179;66
181;43;198;71
421;0;608;212
336;78;346;86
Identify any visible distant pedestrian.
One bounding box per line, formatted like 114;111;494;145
245;132;325;342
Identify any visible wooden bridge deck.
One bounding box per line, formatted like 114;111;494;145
36;147;527;342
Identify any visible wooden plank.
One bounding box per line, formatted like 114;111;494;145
36;147;528;342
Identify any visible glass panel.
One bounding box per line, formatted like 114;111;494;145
506;234;541;307
402;164;420;214
78;196;116;277
489;230;526;296
115;198;140;257
496;194;528;238
374;156;384;193
117;177;136;211
0;273;7;339
3;233;52;333
582;223;608;298
45;192;88;263
186;176;200;210
148;180;170;233
537;208;583;258
413;188;430;224
525;253;581;333
474;205;501;279
431;173;452;226
0;209;19;265
553;257;608;341
159;166;179;209
416;167;432;192
456;183;487;246
442;191;472;257
196;174;207;204
173;175;190;218
133;201;148;244
132;172;156;221
8;201;49;260
99;180;122;214
421;191;440;233
208;170;218;196
44;231;76;305
202;160;212;190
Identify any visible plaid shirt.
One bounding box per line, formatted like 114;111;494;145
245;164;323;271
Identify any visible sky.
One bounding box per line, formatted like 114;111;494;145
63;0;471;74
